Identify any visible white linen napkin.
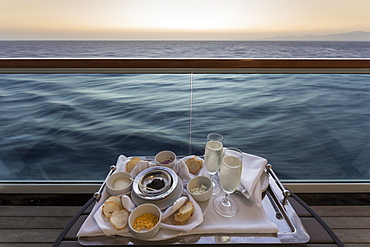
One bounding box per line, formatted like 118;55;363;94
114;155;129;172
161;196;188;219
239;152;268;207
93;195;135;236
187;194;279;235
129;160;155;177
115;155;155;177
160;190;203;232
172;155;208;185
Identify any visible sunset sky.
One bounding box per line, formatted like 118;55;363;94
1;0;370;40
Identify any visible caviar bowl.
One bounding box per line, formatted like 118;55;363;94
132;166;178;201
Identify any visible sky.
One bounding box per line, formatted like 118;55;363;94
1;0;370;40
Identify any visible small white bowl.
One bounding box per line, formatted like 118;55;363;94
128;203;161;240
155;150;176;168
187;176;213;202
106;172;133;196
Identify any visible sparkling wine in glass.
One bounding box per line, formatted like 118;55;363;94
204;133;223;195
213;147;242;217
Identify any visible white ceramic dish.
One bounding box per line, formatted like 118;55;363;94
187;176;213;202
155;150;176;168
136;198;210;241
128;203;162;240
106;172;133;196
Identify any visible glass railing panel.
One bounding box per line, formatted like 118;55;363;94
1;71;370;183
191;74;370;181
0;73;191;181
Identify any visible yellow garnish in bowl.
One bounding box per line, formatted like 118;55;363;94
133;213;159;231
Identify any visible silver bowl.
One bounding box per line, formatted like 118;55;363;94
132;166;178;201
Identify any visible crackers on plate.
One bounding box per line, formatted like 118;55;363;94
126;157;142;173
102;196;130;230
185;157;203;175
173;200;194;225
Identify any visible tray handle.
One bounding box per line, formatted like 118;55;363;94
266;164;291;207
94;165;116;201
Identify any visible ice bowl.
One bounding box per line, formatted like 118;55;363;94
132;166;178;201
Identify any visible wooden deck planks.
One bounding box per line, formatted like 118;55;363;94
311;206;370;246
311;206;370;217
0;216;73;229
345;245;370;247
0;206;79;246
320;216;370;229
0;202;369;246
0;206;81;217
334;229;370;244
0;244;52;247
0;228;61;243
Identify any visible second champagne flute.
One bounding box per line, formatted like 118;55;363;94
204;133;223;195
213;147;243;217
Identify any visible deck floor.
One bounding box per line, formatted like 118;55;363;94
0;193;369;247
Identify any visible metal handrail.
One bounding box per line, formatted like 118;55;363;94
1;58;370;73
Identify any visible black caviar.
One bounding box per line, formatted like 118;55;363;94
147;178;165;190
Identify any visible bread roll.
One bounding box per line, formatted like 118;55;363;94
105;196;123;209
110;209;130;230
185;157;202;175
126;157;142;173
102;201;122;218
173;201;194;224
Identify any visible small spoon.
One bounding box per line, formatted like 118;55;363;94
129;178;157;191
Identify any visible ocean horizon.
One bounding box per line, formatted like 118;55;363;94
1;40;370;58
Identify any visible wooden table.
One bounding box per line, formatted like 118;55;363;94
52;192;344;247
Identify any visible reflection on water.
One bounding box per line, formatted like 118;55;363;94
1;73;369;181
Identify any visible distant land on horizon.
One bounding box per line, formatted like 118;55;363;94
267;31;370;41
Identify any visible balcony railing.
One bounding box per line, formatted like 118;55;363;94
1;58;369;193
1;58;370;73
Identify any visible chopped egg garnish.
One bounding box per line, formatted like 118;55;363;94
190;184;208;194
133;213;159;231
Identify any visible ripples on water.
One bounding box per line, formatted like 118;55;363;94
0;41;370;181
2;40;370;58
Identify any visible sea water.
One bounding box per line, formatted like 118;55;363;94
0;41;370;181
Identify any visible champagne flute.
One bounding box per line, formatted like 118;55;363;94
204;133;223;195
213;147;242;217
